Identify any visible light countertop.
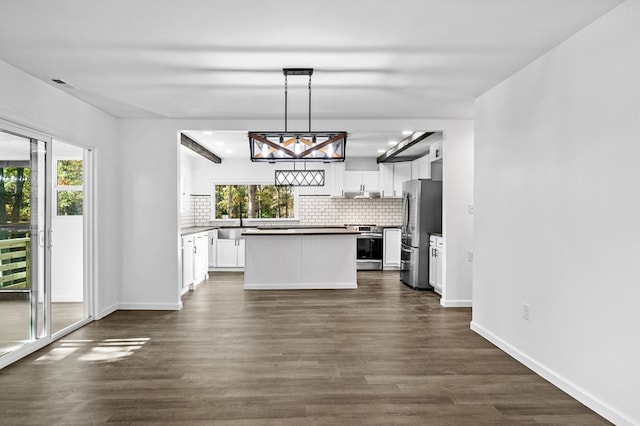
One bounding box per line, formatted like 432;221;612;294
242;228;360;236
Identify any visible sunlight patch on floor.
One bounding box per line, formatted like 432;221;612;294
35;337;150;363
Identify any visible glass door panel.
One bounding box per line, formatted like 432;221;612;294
51;141;87;334
0;130;47;355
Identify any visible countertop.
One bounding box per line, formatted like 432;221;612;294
242;228;360;236
181;224;350;236
180;226;217;236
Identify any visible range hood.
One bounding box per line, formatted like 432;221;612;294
342;190;381;199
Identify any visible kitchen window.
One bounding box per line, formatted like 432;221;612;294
56;159;83;216
213;184;295;220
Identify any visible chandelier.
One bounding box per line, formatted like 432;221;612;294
248;68;347;163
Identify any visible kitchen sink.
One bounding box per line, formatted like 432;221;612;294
217;228;251;240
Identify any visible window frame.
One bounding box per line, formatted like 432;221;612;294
209;181;299;222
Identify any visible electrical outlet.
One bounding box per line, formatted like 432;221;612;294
468;250;474;261
468;203;474;214
522;303;530;321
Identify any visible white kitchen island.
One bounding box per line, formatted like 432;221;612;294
242;228;359;290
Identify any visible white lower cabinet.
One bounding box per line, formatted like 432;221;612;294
194;233;208;286
383;228;401;269
181;232;209;293
181;236;194;290
429;235;444;294
237;239;245;267
215;238;245;268
208;230;217;268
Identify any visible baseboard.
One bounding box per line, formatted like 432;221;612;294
470;321;635;426
97;303;118;320
117;302;182;310
244;282;357;290
440;298;472;307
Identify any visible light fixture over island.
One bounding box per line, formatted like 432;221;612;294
242;228;359;290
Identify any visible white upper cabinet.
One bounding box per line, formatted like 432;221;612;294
380;163;394;197
344;170;379;192
394;162;412;195
412;155;431;180
380;162;412;197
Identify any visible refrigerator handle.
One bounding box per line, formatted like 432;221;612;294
404;194;410;231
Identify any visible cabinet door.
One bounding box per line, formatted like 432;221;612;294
344;171;363;191
182;237;194;288
331;163;345;196
383;229;401;267
361;171;379;191
379;164;394;197
435;240;444;293
428;241;437;288
193;235;204;282
394;163;412;196
216;239;238;267
237;239;245;267
208;231;217;268
199;235;208;277
415;155;431;179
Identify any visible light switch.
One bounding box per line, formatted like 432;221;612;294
468;203;474;214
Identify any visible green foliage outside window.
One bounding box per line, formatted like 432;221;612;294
56;160;83;216
0;167;31;224
57;160;83;185
215;184;294;219
57;191;83;216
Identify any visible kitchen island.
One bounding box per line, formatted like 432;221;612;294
242;228;359;290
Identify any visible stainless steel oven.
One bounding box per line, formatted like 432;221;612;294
348;225;383;270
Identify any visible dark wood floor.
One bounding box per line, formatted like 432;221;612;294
0;272;609;425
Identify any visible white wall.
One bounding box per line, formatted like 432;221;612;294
0;59;120;319
441;124;474;307
472;1;638;424
118;121;182;310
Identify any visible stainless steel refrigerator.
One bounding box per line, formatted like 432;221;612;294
400;179;442;289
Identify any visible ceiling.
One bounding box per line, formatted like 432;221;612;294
0;0;623;159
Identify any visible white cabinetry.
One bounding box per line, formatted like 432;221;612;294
344;171;379;192
181;232;209;294
380;164;394;196
429;235;444;295
383;228;401;269
331;163;345;196
194;233;208;286
394;162;411;195
208;230;217;268
412;155;431;179
237;239;245;267
215;238;245;268
181;235;194;291
380;163;412;197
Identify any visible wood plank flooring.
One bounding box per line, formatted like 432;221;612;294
0;271;610;425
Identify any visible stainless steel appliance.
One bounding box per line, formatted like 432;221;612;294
346;224;383;270
400;179;442;289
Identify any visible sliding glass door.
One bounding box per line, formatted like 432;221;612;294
0;129;48;356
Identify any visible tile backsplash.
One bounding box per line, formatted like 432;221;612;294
181;194;402;227
298;196;402;226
